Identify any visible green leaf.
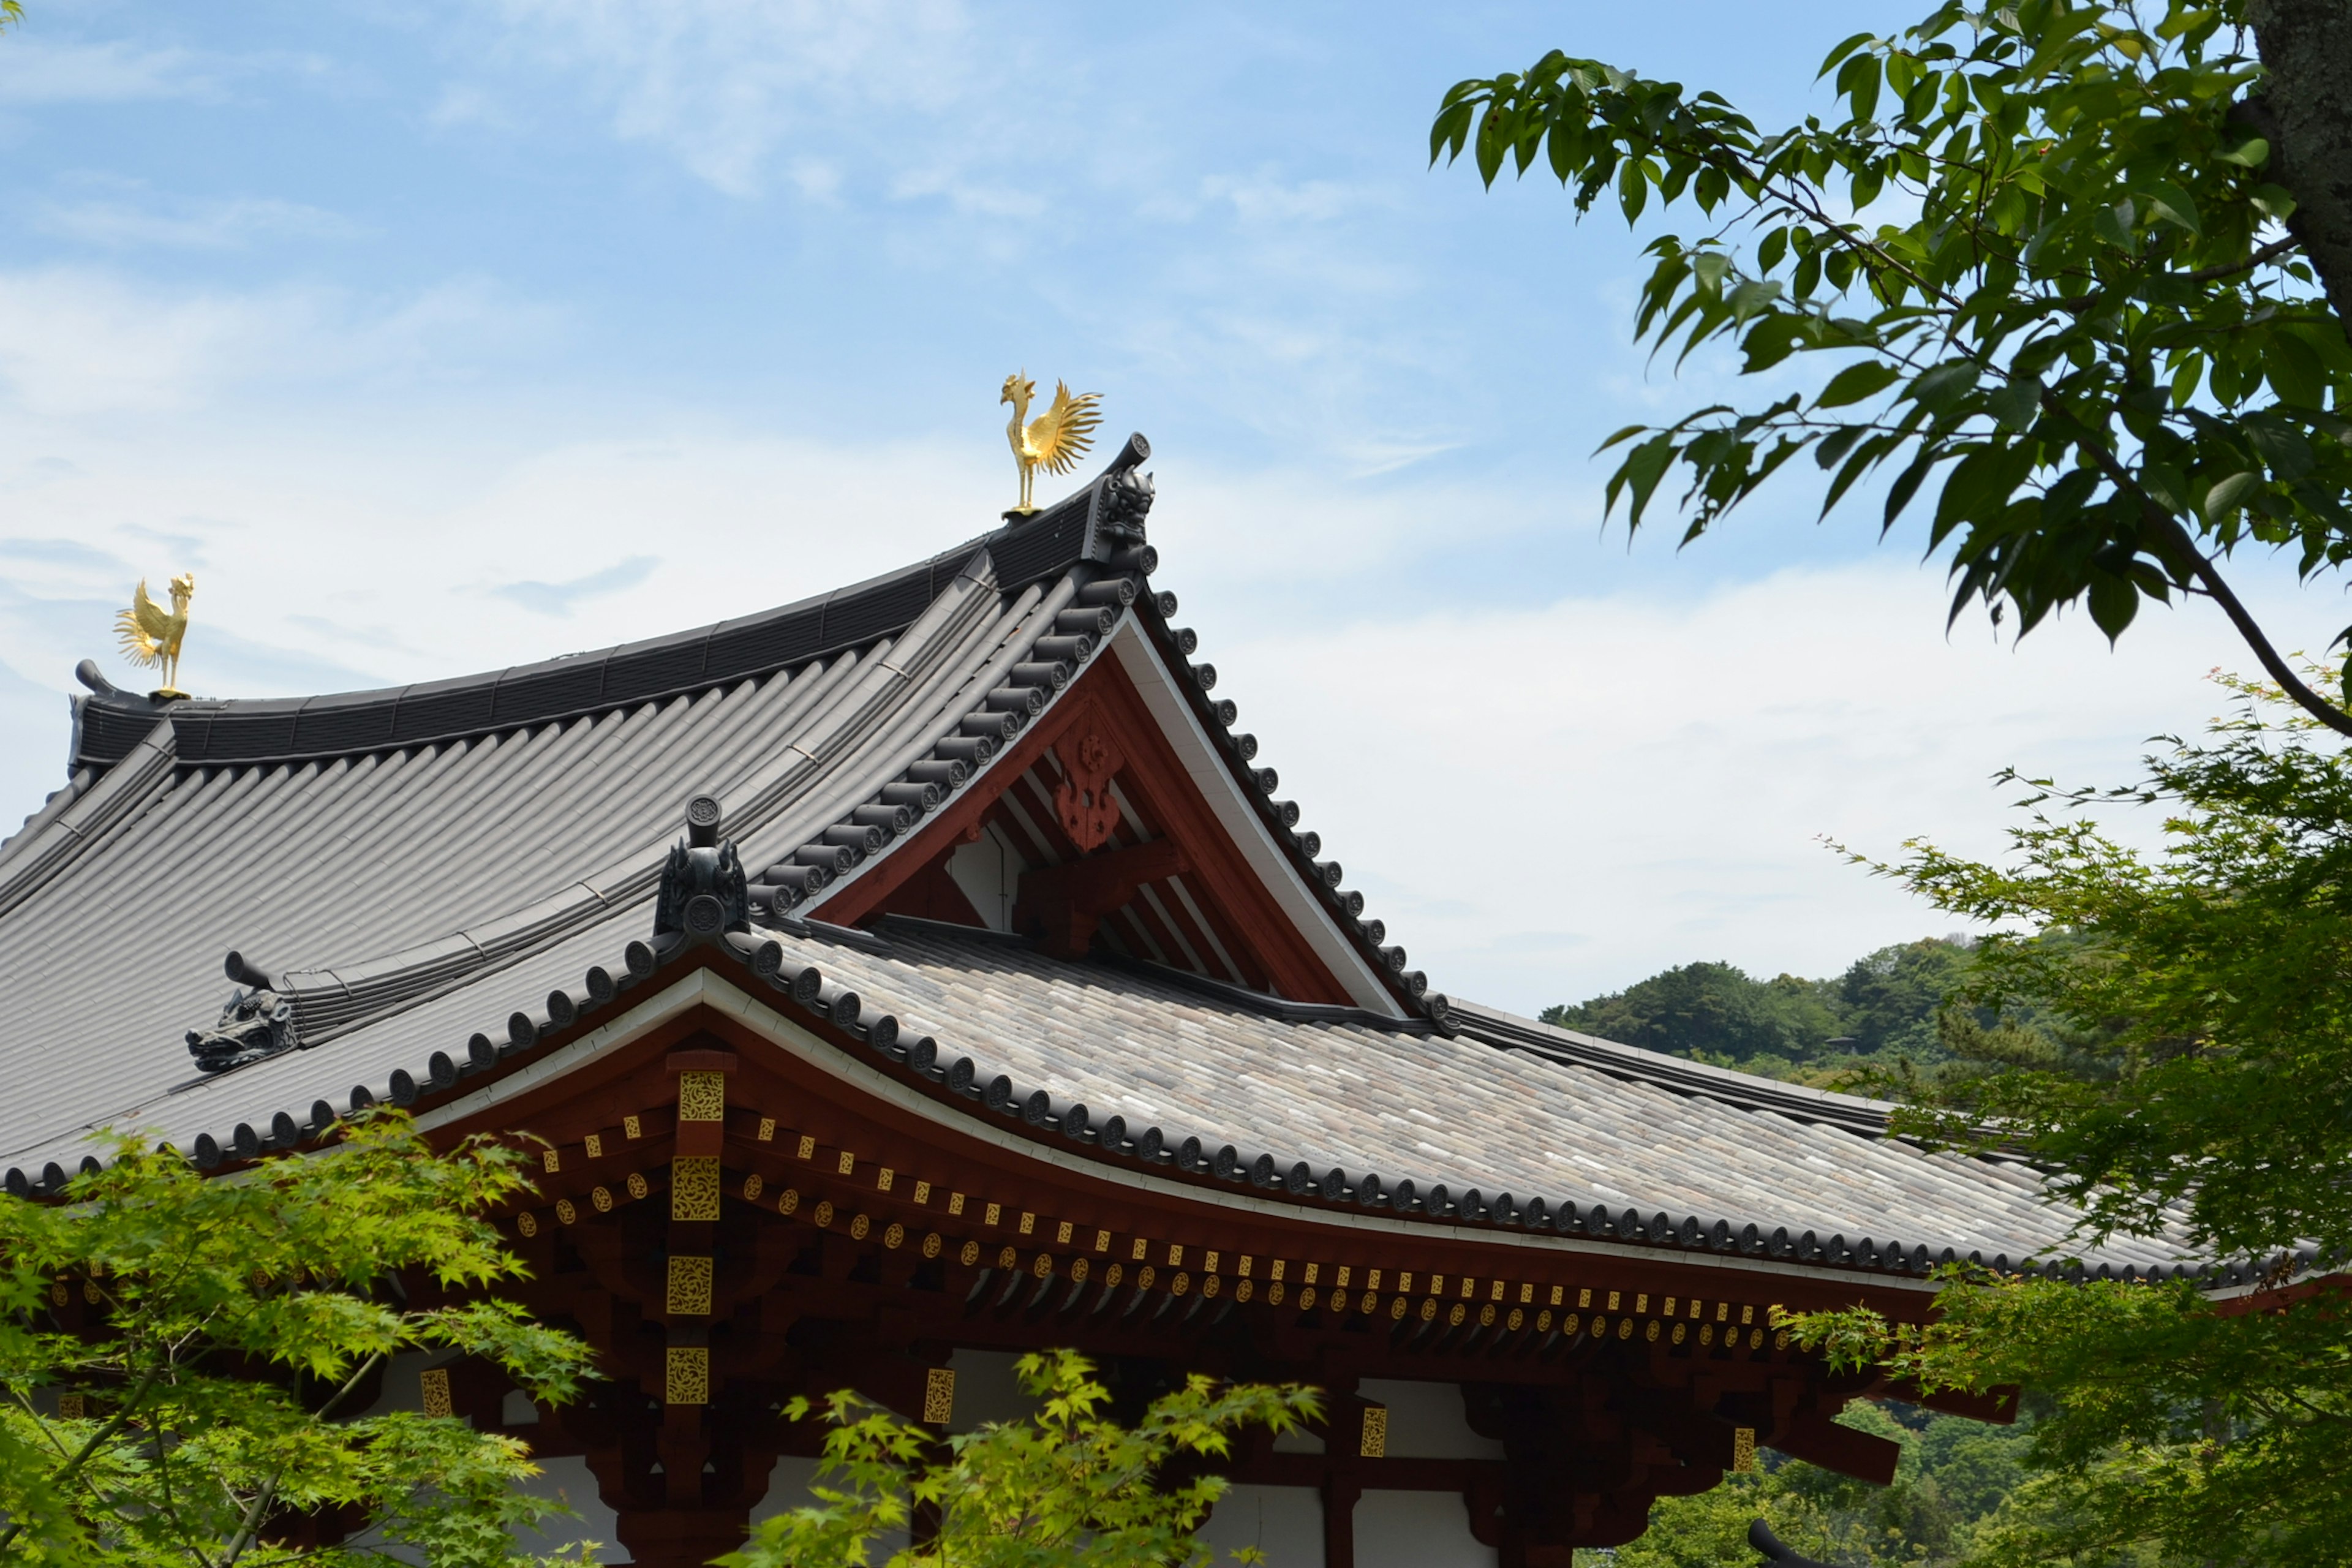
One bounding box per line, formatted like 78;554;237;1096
2169;355;2206;410
1817;360;1903;409
2245;418;2316;480
1619;159;1649;222
1885;449;1940;529
1815;425;1868;471
1823;431;1894;514
1611;433;1679;526
2094;198;2135;250
2264;330;2328;409
1909;361;1981;412
1836;51;1883;124
2140;461;2192;516
1428;100;1477;166
1934;445;2020;530
1728;277;1784;325
2142;180;2201;236
1817;30;1877;76
2086;572;2139;639
2217;129;2270;169
2250;183;2299;220
2203;471;2263;522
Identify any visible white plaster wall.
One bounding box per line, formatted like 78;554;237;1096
1358;1380;1504;1460
943;1346;1039;1430
355;1348;438;1417
1354;1490;1496;1568
356;1351;626;1561
1197;1484;1323;1568
514;1454;627;1563
748;1454;824;1529
747;1454;910;1564
948;823;1026;932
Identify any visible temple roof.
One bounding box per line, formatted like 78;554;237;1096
0;440;2215;1284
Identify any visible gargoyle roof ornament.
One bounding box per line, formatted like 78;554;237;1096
185;950;301;1074
654;793;750;948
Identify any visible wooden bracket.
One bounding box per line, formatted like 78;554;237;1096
1014;838;1189;958
1767;1410;1901;1485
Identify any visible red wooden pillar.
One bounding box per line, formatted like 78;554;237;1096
614;1508;751;1568
1320;1476;1359;1568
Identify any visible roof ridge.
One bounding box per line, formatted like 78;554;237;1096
60;450;1136;775
1449;1001;1899;1137
0;724;176;924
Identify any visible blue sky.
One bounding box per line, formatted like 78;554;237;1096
0;1;2329;1011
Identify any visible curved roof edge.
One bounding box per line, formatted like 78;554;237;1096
1450;1003;1901;1140
63;439;1153;774
10;926;2248;1289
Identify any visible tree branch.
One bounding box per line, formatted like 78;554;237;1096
2051;237;2302;311
216;1350;384;1568
2051;392;2352;738
0;1360;165;1556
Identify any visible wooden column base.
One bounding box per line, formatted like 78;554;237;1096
1321;1475;1358;1568
614;1506;752;1568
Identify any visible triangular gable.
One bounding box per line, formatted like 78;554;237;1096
818;615;1415;1016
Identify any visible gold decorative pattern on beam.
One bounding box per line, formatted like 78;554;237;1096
677;1071;726;1121
420;1367;453;1417
667;1256;714;1316
666;1346;709;1406
671;1158;720;1221
575;1095;1806;1374
922;1368;956;1426
1359;1406;1389;1458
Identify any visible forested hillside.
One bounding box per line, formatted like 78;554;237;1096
1539;938;1980;1087
1547;946;2052;1566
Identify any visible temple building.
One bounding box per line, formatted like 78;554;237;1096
0;435;2196;1567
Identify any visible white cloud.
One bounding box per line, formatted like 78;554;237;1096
0;420;1004;716
426;81;516;130
1199;170;1374;227
466;0;977;197
0;39;221;104
0;267;560;415
36;191;360;251
1201;556;2313;1013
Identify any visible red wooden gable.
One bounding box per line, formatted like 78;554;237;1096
819;649;1361;1006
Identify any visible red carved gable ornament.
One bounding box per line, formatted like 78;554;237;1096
1053;718;1125;851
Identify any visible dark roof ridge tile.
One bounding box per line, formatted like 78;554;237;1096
0;725;176;922
7;913;2225;1284
61;459;1118;775
1451;1002;1901;1139
1089;948;1435;1033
